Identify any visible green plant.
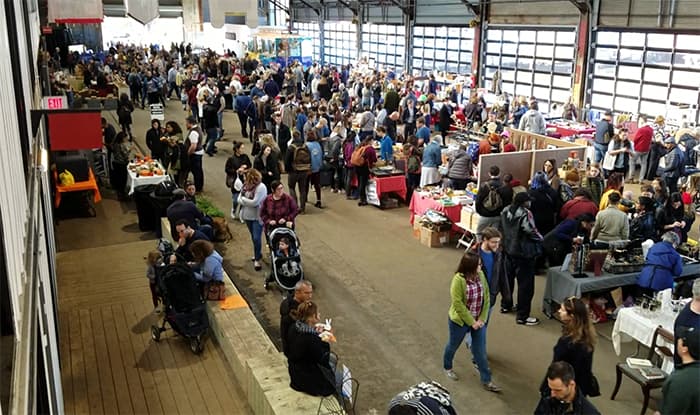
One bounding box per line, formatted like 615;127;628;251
196;196;225;218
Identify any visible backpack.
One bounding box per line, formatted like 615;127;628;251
351;145;367;167
407;151;421;174
291;144;311;171
482;184;503;212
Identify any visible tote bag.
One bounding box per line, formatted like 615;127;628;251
602;152;616;171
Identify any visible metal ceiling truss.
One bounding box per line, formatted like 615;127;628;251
460;0;480;16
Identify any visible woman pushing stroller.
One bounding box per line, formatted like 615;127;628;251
261;180;298;233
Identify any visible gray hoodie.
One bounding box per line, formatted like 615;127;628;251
518;109;546;135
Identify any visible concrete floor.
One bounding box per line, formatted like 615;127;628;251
105;100;659;414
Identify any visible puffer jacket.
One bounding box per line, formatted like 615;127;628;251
447;151;472;180
637;241;683;291
661;145;683;179
500;205;543;259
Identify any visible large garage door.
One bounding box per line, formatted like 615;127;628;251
589;30;700;126
412;26;474;77
323;21;357;67
483;26;577;113
360;23;405;72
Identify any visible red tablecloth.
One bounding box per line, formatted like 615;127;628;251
408;192;462;232
374;175;407;201
547;123;595;138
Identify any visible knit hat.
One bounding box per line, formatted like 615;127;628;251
173;188;187;197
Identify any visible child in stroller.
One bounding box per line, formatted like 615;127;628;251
150;239;209;354
264;227;304;292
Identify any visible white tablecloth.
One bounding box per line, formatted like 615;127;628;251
611;306;676;373
126;162;170;195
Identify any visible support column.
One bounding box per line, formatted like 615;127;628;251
355;5;363;62
318;7;325;65
181;0;202;45
571;9;590;120
403;3;413;73
474;1;488;89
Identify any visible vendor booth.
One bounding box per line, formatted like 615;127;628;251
249;30;313;69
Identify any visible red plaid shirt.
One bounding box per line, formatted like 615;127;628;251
464;277;484;319
260;193;298;227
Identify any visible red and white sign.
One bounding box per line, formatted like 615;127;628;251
43;96;67;110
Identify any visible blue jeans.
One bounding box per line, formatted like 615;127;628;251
594;142;607;163
245;219;263;261
443;318;491;384
205;128;219;154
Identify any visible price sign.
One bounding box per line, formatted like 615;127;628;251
149;103;164;121
43;96;67;109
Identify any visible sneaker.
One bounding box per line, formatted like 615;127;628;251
500;306;517;314
230;209;237;220
445;369;459;381
315;201;323;208
516;317;541;326
482;381;502;393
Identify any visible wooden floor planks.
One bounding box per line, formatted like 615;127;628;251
57;241;250;415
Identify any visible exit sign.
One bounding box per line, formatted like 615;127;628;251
43;96;67;110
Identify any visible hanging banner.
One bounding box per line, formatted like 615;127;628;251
47;0;103;24
126;0;160;25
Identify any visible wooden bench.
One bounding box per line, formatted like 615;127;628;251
160;219;323;414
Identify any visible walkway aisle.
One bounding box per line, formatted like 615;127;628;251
56;241;251;415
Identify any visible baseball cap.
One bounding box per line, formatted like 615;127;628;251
677;326;700;360
664;137;675;144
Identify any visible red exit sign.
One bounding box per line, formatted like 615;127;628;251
43;96;66;109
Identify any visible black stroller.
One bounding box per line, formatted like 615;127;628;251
264;227;304;292
150;240;209;354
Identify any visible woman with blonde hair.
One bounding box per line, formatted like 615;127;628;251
238;168;268;271
541;296;598;397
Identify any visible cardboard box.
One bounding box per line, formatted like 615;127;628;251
412;215;423;239
420;225;450;248
460;208;480;230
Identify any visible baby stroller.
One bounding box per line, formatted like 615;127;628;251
150;248;209;354
264;227;304;292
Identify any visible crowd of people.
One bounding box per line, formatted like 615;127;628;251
80;42;700;414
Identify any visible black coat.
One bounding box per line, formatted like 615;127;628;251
279;297;299;357
540;336;595;397
272;123;291;157
286;323;335;397
146;127;166;161
254;154;281;190
478;248;511;305
528;187;561;236
534;389;600;415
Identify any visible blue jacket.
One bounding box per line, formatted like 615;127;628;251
296;114;307;135
422;142;442;167
637;241;683;291
250;86;265;98
416;126;431;143
306;141;323;173
234;95;252;114
380;135;393;161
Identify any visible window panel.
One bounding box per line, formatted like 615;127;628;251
503;30;518;42
642;84;668;100
488;29;502;41
534;73;552;86
538;31;555;44
533;86;550;101
596;31;619;46
502;82;514;94
555;46;574;59
669;87;698;105
672;70;700;87
595;47;617;61
620;32;645;47
551;89;571;103
591;93;614;110
517;71;532;83
553;75;571;89
501;70;515;81
594;62;616;77
619;48;643;64
640;100;667;117
616;81;641;97
553;60;573;74
520;31;536;43
673;52;700;67
677;35;700;51
502;43;518;55
593;78;615;92
557;31;576;45
519;44;535;56
644;67;670;83
536;44;554;58
461;52;472;62
618;65;642;80
646;51;672;66
535;59;552;72
647;33;674;49
614;96;638;113
516;84;531;97
414;26;423;36
487;42;501;54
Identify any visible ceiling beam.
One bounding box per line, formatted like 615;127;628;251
294;0;321;15
269;0;290;13
336;0;358;15
567;0;589;13
460;0;480;16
